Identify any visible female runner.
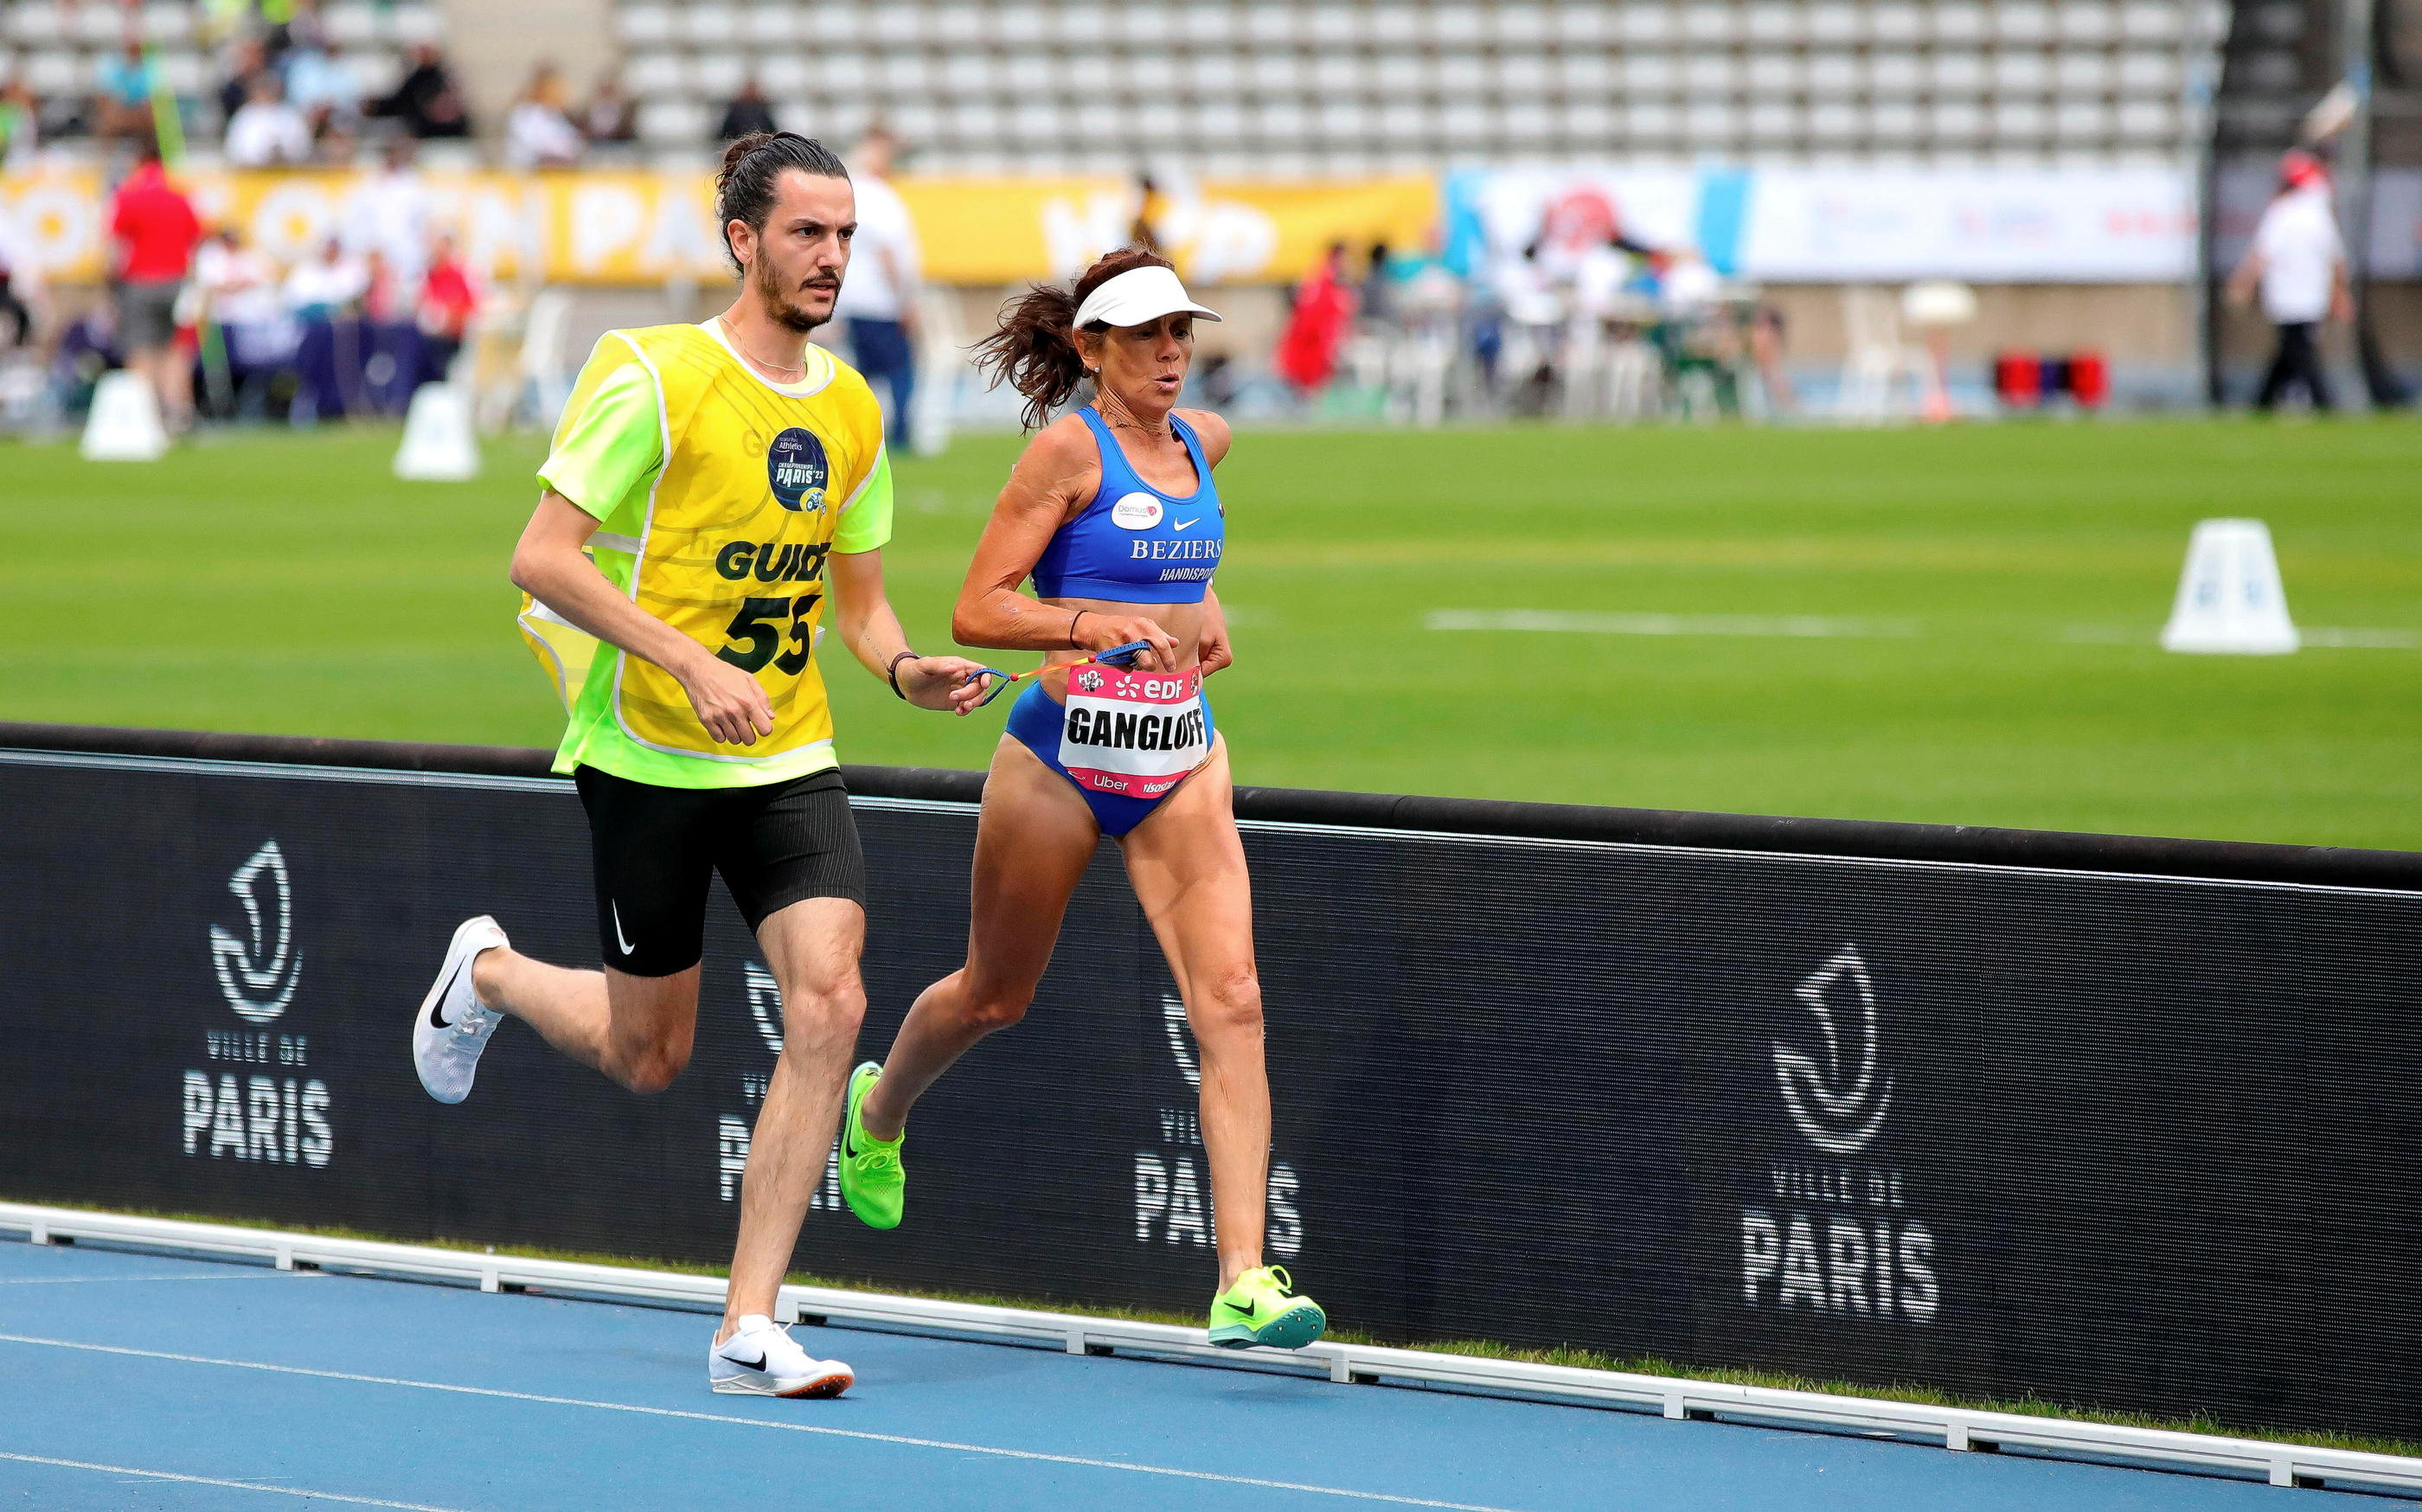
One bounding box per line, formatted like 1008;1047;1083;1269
833;247;1323;1350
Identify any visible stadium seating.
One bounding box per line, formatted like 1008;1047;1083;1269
0;0;435;140
599;0;2226;172
0;0;2227;172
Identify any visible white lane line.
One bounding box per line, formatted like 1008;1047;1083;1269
0;1272;328;1285
1426;609;1919;639
0;1334;1531;1512
0;1452;476;1511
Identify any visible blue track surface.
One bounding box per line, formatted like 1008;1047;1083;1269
0;1236;2342;1510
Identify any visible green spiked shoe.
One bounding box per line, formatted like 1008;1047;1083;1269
836;1061;905;1230
1208;1265;1326;1350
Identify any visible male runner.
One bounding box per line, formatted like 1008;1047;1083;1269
407;132;987;1398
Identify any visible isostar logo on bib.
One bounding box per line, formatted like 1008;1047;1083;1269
184;840;333;1169
1739;945;1938;1325
1111;492;1163;530
768;427;829;513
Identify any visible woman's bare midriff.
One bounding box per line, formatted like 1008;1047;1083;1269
1034;595;1208;699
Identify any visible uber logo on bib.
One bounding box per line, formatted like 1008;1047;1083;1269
768;427;829;513
1111;492;1163;530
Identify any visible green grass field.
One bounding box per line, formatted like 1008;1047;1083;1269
5;417;2419;848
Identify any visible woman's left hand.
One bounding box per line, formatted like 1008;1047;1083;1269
900;656;1000;716
1198;619;1234;678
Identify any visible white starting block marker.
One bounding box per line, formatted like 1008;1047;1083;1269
394;381;481;482
80;369;170;462
2161;518;2299;656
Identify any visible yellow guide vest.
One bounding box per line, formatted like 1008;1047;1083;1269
517;324;884;768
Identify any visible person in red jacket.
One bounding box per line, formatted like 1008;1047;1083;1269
1273;240;1355;398
106;138;202;432
414;231;480;388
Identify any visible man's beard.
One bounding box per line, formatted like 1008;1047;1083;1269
754;257;836;334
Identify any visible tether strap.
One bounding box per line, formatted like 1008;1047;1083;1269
962;641;1155;708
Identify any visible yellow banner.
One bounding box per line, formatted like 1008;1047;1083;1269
1;169;1436;286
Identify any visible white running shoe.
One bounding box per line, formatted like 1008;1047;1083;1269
709;1315;854;1398
412;916;509;1105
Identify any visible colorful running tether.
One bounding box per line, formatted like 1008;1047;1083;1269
960;639;1157;708
1208;1265;1327;1350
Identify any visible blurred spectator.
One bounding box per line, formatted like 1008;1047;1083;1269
714;78;778;142
1128;173;1166;252
285;42;364;140
416;231;479;386
836;128;921;449
192;224;297;418
94;37;158;148
284;235;367;421
1356;240;1394;330
0;207;36;349
374;43;471;139
0;82;38;165
1657;248;1721;321
503;63;584;168
218;36;274;131
107;139;203;431
349;136;432;291
265;0;330;65
580;76;637;145
2229;150;2349;413
226;76;312;166
1275;241;1355;396
361;247;420;412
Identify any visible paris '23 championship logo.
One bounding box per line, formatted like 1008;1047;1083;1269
1772;945;1893;1155
210;840;302;1024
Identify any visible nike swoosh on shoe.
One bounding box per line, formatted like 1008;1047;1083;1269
426;958;465;1030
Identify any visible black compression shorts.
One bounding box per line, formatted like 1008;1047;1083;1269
573;765;867;977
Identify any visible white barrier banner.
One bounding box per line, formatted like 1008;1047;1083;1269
1740;168;2195;282
1450;166;2200;284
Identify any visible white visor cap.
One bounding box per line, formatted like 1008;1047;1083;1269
1072;265;1222;330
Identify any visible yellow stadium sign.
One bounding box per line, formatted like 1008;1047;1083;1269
0;169;1435;286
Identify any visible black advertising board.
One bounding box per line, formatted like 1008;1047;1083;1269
4;726;2420;1442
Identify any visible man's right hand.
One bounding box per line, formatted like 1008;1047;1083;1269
676;649;777;746
1079;612;1182;672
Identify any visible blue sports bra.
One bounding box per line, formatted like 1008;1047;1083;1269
1029;407;1224;605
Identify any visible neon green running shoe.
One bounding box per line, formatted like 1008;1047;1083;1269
1208;1265;1326;1350
836;1061;905;1230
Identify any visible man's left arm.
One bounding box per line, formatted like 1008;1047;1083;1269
825;439;988;714
827;550;990;714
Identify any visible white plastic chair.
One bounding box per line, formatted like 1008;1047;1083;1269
744;6;800;44
3;4;62;46
624;52;685;95
390;6;442;44
140;3;195;43
323;3;376;46
618;3;675;46
758;54;811;94
683;5;739;46
694;52;747;99
1994;50;2052;91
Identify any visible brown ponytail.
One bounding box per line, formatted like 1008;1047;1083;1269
973;246;1176;430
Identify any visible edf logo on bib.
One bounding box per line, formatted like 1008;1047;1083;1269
768;427;829;513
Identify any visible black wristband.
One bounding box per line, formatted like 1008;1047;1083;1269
886;650;919;699
1068;609;1086;648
